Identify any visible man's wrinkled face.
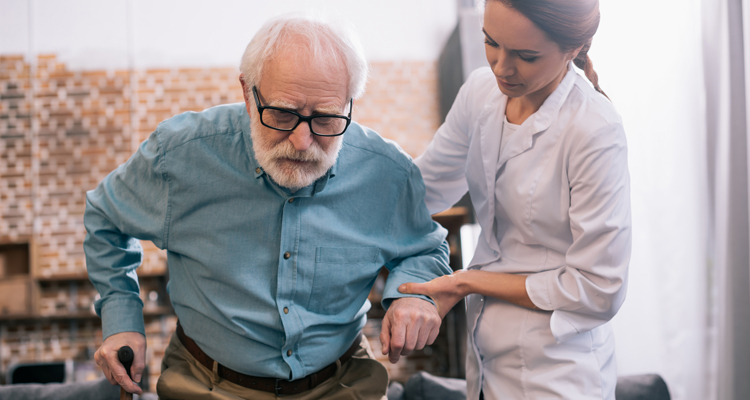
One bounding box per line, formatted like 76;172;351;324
242;43;349;191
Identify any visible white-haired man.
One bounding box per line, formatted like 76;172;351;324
84;13;451;399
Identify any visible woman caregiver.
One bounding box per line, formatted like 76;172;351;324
399;0;631;399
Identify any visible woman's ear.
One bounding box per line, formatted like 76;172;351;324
569;45;585;62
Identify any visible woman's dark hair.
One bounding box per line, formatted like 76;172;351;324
492;0;608;99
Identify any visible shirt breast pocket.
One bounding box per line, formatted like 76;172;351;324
308;247;381;315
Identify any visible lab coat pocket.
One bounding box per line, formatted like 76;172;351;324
308;247;381;315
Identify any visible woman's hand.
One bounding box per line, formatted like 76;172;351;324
398;270;469;319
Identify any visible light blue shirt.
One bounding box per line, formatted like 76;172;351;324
84;103;451;379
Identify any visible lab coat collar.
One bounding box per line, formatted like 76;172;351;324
531;62;577;132
497;63;576;164
477;91;506;254
495;62;578;168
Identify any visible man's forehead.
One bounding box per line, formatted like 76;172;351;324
258;79;347;110
259;52;348;113
263;42;346;84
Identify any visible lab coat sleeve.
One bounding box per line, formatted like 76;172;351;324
414;70;478;214
84;130;169;340
381;163;453;309
526;122;631;343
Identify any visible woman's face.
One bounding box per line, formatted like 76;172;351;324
483;0;576;102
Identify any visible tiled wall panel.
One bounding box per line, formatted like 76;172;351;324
1;56;34;243
33;55;135;278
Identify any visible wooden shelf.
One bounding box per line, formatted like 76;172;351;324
0;266;173;322
0;306;174;322
36;269;168;282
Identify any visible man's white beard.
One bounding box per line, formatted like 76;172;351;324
251;117;343;191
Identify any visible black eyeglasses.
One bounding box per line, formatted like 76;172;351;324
252;86;352;137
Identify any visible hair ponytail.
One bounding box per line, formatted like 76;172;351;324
572;41;609;100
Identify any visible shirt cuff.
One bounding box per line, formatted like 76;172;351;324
525;269;555;310
526;270;591;343
99;297;146;340
381;271;437;310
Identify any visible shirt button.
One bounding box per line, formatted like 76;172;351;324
287;350;292;356
288;198;294;203
283;252;291;259
255;168;261;174
283;307;289;314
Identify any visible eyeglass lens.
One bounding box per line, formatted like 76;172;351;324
262;109;347;136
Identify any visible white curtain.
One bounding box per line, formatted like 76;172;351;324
592;1;710;400
703;0;750;399
592;0;750;399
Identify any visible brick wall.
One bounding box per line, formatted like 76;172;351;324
357;60;441;157
2;55;440;271
1;54;441;391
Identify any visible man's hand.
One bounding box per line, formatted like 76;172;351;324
94;331;146;395
379;297;442;364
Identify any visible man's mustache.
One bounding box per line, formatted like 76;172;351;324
271;142;324;163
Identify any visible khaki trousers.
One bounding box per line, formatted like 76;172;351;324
156;332;389;400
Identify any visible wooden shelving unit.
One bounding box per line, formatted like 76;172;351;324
0;241;36;318
0;239;173;389
0;240;172;322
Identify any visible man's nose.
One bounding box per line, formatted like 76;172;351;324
288;121;314;152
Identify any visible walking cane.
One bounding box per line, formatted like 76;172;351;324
117;346;134;400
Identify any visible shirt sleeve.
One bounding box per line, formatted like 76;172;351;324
525;122;632;343
381;163;453;309
84;130;169;340
414;70;477;215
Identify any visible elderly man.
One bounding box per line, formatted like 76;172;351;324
84;13;451;400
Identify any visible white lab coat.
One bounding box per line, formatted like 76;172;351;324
415;64;631;400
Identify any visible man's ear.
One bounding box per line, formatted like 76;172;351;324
239;74;253;117
239;74;250;103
